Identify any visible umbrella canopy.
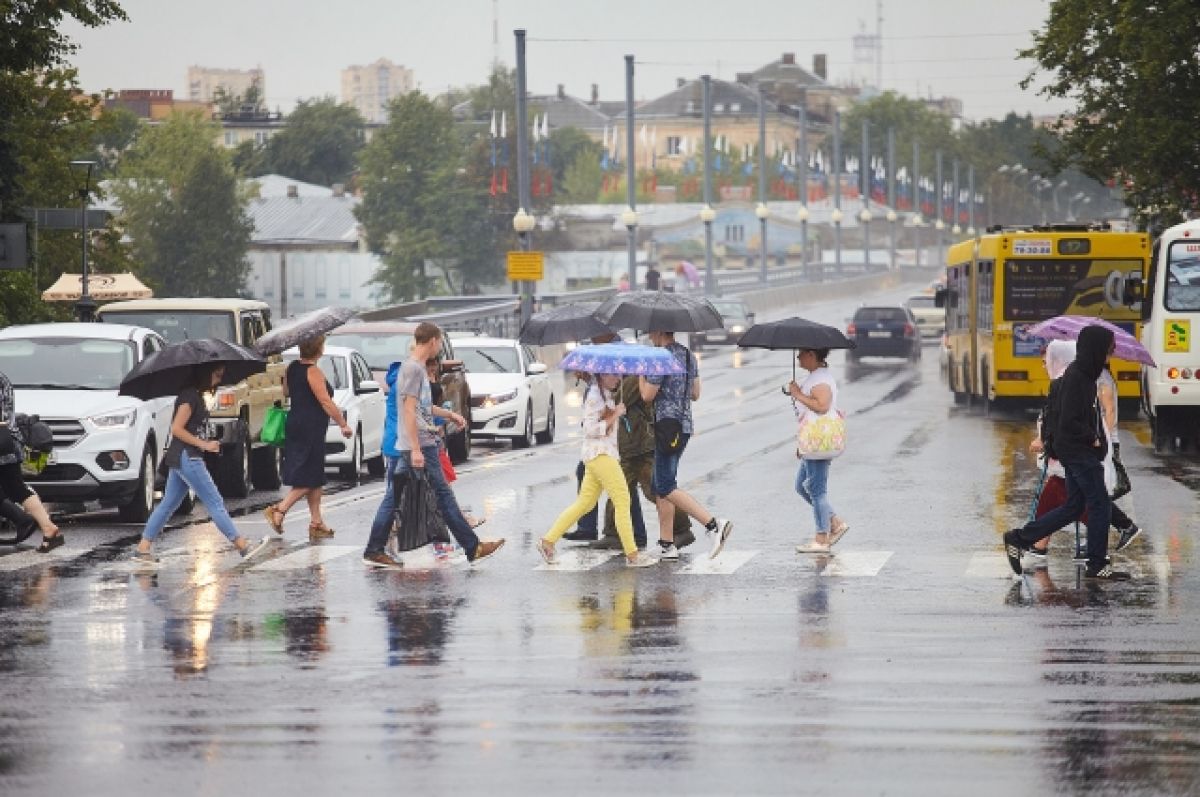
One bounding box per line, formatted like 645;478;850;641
41;272;152;302
559;343;685;376
737;317;857;351
254;306;357;356
593;290;723;333
1028;315;1155;367
678;260;701;286
519;302;616;346
119;339;266;401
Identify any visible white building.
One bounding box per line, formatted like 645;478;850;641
187;65;265;103
341;58;414;124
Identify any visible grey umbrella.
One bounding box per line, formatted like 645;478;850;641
519;302;617;346
593;290;724;333
254;306;357;356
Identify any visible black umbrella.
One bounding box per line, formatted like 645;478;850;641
593;290;724;333
119;339;267;401
737;317;856;351
519;302;616;346
254;306;357;356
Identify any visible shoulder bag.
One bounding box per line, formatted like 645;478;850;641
796;408;846;460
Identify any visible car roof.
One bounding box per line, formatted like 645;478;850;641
99;298;271;312
283;345;357;358
328;321;419;335
452;336;517;347
0;322;151;341
857;305;907;311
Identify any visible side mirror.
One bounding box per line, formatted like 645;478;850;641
746;312;756;324
526;362;548;376
441;359;465;373
934;287;947;308
357;379;381;394
1106;270;1143;310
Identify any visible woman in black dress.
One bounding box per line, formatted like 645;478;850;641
264;335;352;540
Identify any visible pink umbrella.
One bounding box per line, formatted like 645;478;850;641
1028;315;1155;366
678;260;701;286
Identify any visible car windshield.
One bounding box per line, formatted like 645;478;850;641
100;310;236;345
457;345;519;373
1166;243;1200;311
906;296;936;309
0;338;136;390
855;308;908;324
284;353;349;390
326;332;413;371
710;301;748;320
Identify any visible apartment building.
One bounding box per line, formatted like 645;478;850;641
341;58;414;124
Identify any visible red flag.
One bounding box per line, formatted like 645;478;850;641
490;172;497;197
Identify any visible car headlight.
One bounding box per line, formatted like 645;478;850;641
729;324;745;335
483;388;519;407
89;409;137;429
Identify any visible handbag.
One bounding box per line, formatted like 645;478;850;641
654;417;685;454
796;410;846;460
1111;442;1132;499
392;469;452;552
262;404;288;446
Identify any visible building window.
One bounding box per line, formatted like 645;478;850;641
254;130;269;145
713;103;724;113
685;100;696;113
730;102;741;113
724;224;744;243
667;136;682;155
339;264;352;299
224;130;237;147
314;256;328;299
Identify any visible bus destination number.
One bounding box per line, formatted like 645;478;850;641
1057;238;1092;255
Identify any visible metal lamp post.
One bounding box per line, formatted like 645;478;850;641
756;85;768;284
860;207;872;270
514;30;534;326
700;204;716;295
831;207;843;273
701;74;715;296
755;202;769;284
624;55;637;277
833;109;842;275
796;204;810;279
621;205;638;280
69;159;98;322
886;209;898;270
912;211;924;267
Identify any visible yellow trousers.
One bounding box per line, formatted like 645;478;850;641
544;454;635;555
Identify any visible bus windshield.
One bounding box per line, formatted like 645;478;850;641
1166;242;1200;311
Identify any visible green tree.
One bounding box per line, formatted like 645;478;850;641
0;0;127;74
262;97;365;186
1021;0;1200;222
562;149;603;203
115;112;253;297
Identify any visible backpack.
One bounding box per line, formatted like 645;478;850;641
14;413;53;454
1039;378;1062;460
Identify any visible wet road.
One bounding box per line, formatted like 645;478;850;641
3;281;1200;795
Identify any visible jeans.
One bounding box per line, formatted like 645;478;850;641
651;433;691;497
795;458;834;534
1017;455;1110;569
545;455;636;555
142;452;239;544
365;449;480;558
604;451;690;546
574;460;599;533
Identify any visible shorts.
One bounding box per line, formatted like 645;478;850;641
651;432;690;496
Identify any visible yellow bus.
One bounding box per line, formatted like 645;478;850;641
940;225;1149;412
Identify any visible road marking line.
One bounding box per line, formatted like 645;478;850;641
249;544;361;572
396;546;470;571
535;549;620;572
965;552;1017;579
0;548;72;571
1148;554;1171;580
677;550;757;574
820;550;892;577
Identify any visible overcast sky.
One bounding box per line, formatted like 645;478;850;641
64;0;1069;122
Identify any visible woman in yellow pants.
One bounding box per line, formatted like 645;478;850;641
538;373;657;568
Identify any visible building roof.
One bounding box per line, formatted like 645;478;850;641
616;78;776;120
751;56;830;88
528;92;612;131
250;174;334;198
247;195;360;246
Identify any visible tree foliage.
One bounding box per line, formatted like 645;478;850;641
1022;0;1200;222
0;0;127;73
260;97;365;186
115;112;253;297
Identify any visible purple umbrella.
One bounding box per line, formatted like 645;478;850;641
679;260;701;286
559;343;685;376
1028;315;1155;367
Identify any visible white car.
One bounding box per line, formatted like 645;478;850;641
283;345;385;478
0;323;174;521
455;337;555;448
905;293;946;341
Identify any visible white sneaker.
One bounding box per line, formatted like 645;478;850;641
658;543;680;561
709;518;733;559
239;535;272;560
625;551;658;568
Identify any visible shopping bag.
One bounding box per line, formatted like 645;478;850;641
392;469;452;552
262;405;287;446
796;410;846;460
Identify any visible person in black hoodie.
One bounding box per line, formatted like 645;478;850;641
1004;325;1131;580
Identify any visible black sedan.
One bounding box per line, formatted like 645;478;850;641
846;305;921;363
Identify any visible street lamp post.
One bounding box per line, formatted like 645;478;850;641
625;55;637;278
833;109;842;275
935;150;944;268
514;30;535;327
912;139;921;267
860;207;872;270
887;126;896;270
701;74;715;296
69;159;98;322
797;105;809;275
796;204;810;279
861;118;869;270
831;207;843;274
757;85;768;285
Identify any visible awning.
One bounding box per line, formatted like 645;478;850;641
41;272;153;302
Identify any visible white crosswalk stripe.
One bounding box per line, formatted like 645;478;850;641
820;550;893;577
677;550;757;574
964;552;1017;579
535;549;620;571
249;544;361;571
0;548;70;571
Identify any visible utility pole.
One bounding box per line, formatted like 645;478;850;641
514;30;534;327
624;55;638;279
702;75;716;296
756;85;768;285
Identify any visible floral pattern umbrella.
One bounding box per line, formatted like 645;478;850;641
1028;315;1155;367
559;343;685;376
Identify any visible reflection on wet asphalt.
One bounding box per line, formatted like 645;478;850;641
2;280;1200;794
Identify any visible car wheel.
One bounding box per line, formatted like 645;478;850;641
117;446;156;523
251;444;282;490
175;489;196;516
339;430;363;479
535;396;556;444
512;403;534;449
366;451;386;476
217;420;252;498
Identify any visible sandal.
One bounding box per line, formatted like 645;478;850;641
309;522;335;540
36;532;65;554
263;504;286;534
829;521;851;547
467;514;487;529
795;541;831;554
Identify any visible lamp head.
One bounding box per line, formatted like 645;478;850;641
830;208;843;224
934;219;946;231
796;205;810;222
859;208;872;223
620;207;638;228
885;209;898;223
699;204;717;223
755;203;769;220
512;207;536;233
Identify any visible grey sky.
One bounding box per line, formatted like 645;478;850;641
64;0;1068;122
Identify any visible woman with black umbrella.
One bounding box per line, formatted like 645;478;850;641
133;363;270;564
789;348;850;553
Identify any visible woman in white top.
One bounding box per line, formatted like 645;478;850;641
788;348;850;553
537;373;657;567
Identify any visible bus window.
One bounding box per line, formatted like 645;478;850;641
1166;240;1200;311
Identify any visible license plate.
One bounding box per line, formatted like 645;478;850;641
868;330;891;338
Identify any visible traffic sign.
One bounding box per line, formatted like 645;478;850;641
507;251;544;281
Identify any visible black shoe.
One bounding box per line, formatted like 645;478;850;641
1084;563;1131;581
1115;524;1141;552
35;533;65;554
563;528;599;542
1002;530;1024;576
588;535;623;551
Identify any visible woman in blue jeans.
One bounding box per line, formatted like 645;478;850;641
789;348;849;553
133;365;269;564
